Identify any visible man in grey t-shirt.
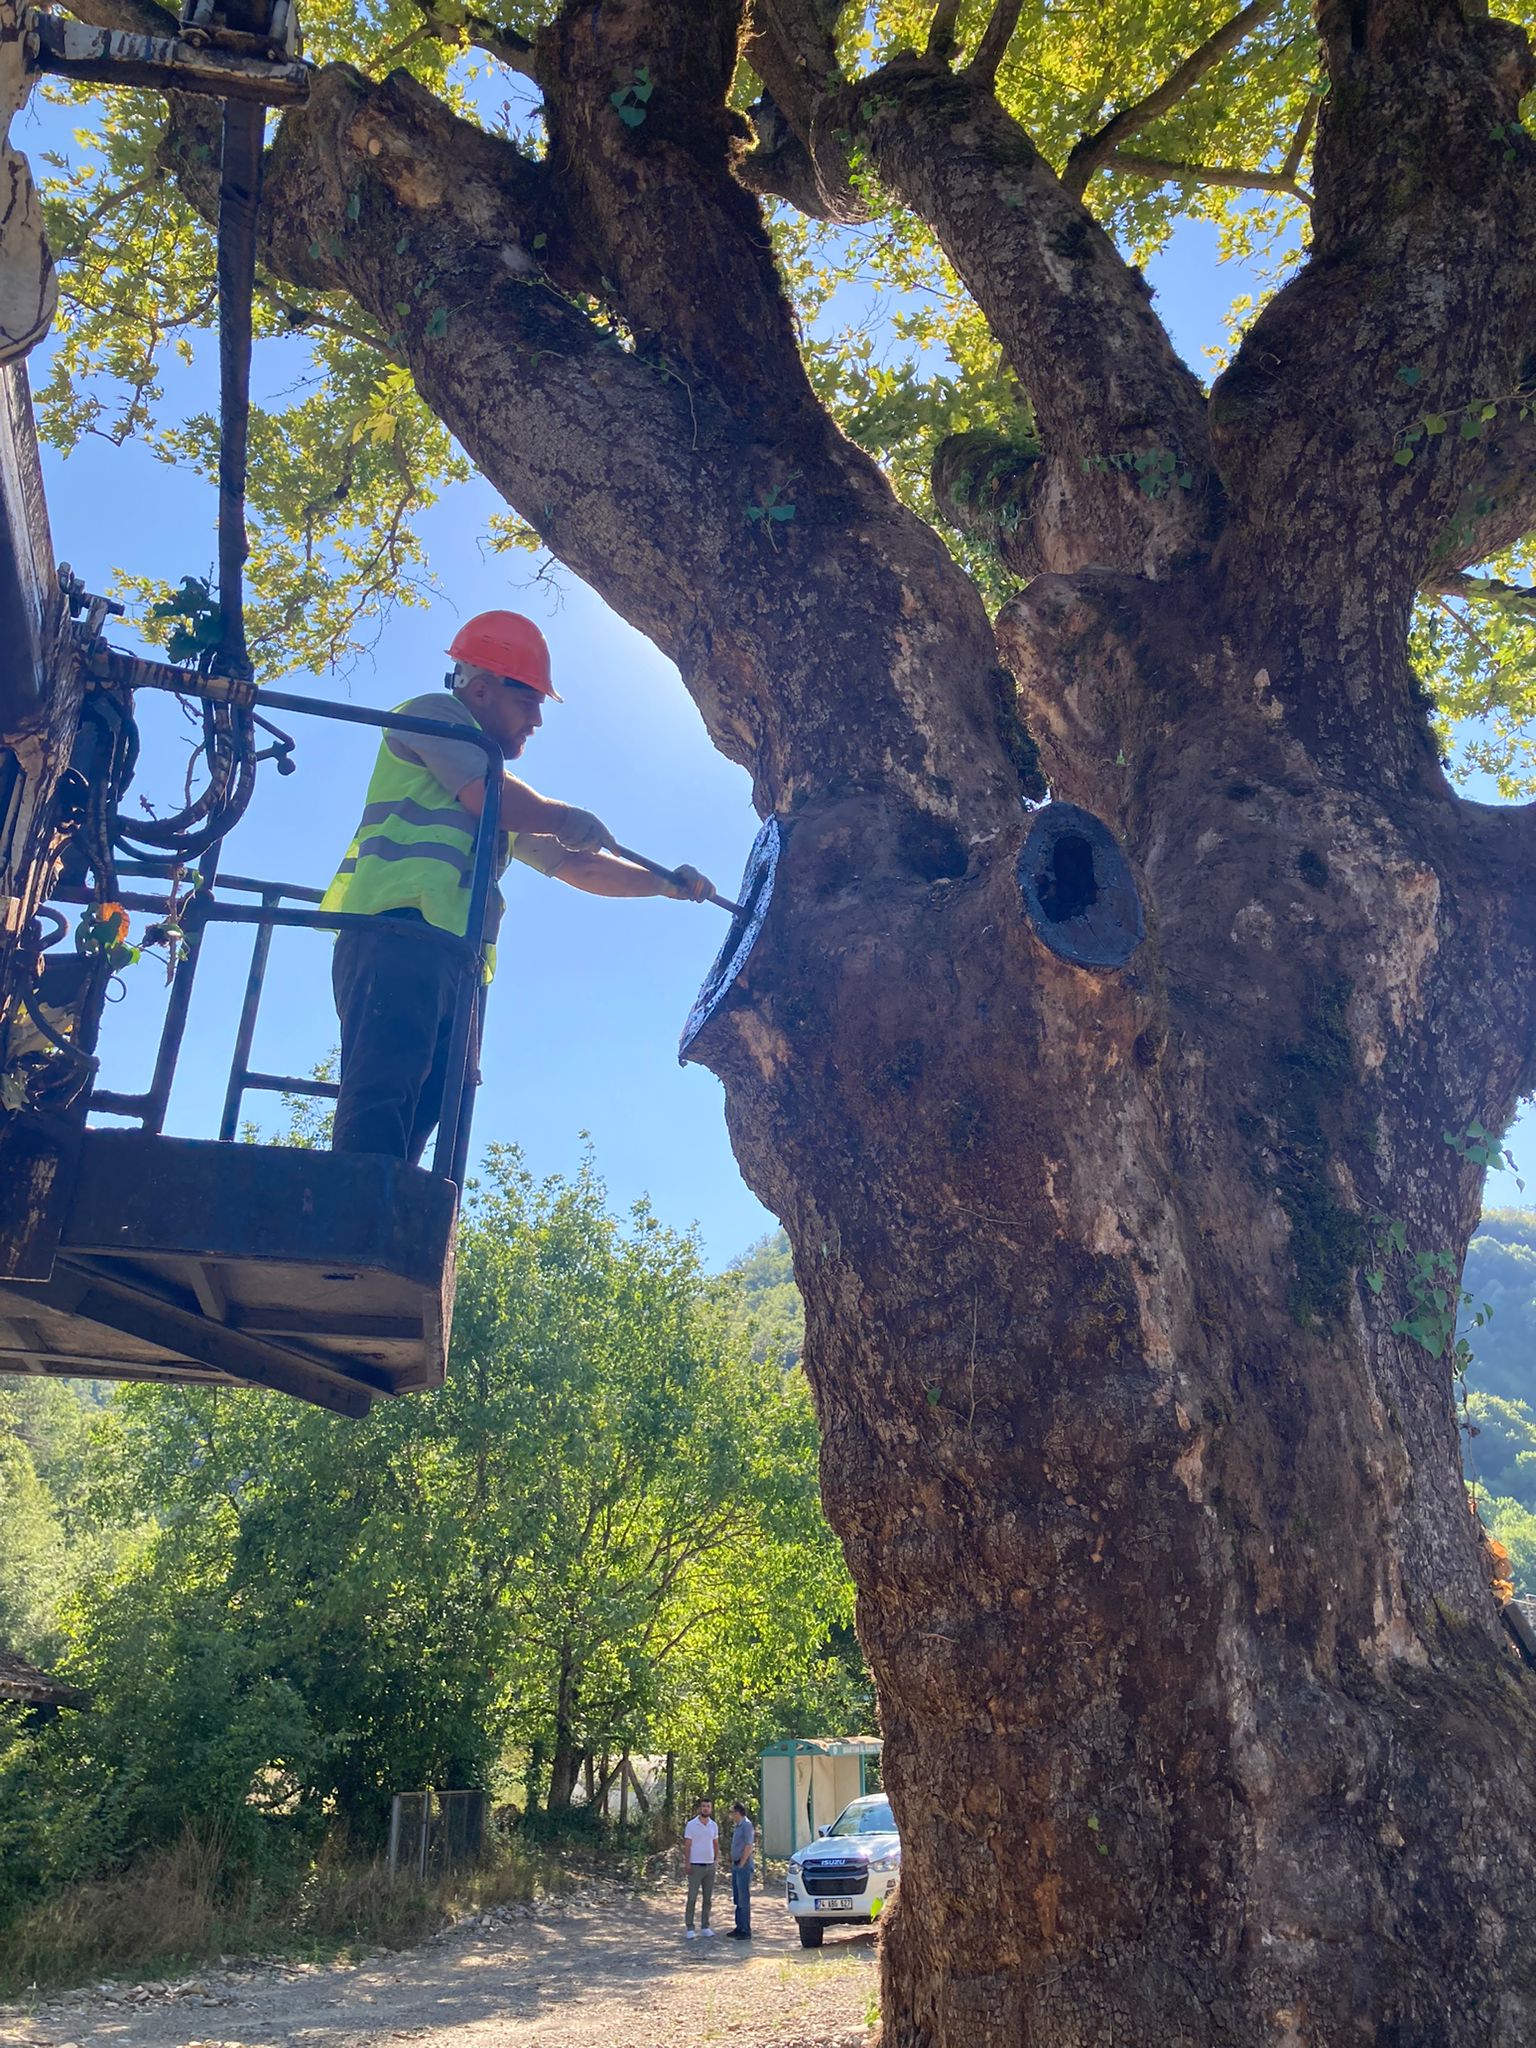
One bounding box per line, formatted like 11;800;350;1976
726;1801;756;1938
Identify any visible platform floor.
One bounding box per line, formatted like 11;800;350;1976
0;1131;456;1414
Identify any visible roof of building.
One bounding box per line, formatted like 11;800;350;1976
0;1648;83;1706
759;1736;883;1758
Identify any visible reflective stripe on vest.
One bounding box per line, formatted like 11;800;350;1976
321;708;512;980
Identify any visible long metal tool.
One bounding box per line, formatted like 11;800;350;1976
609;840;744;917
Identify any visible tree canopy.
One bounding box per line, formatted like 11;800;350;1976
33;0;1536;783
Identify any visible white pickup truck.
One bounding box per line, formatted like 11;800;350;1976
784;1794;900;1946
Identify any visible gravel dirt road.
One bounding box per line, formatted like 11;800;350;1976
0;1880;878;2048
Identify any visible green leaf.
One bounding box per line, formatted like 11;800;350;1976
1396;365;1422;387
345;189;361;224
1366;1269;1385;1296
616;104;647;128
1393;446;1416;466
1423;414;1447;436
425;306;450;339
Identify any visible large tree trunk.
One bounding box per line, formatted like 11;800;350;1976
692;564;1536;2041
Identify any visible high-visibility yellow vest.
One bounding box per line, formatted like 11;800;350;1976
322;708;511;981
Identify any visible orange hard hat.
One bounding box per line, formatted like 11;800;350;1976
447;611;560;699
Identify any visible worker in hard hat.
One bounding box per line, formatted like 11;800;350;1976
321;610;714;1163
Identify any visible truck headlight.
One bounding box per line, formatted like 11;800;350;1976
868;1851;900;1873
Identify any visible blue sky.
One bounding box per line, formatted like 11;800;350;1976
25;148;1531;1259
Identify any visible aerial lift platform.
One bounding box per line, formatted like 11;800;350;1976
0;0;495;1414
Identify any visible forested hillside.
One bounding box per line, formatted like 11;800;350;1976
0;1157;860;1985
727;1219;1536;1592
1462;1211;1536;1594
730;1231;803;1370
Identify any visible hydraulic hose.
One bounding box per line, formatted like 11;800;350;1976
214;98;264;683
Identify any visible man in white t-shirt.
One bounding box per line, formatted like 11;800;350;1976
680;1796;719;1937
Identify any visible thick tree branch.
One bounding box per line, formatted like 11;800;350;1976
1279;95;1317;182
412;0;536;79
1064;0;1280;197
735;98;834;215
147;66;777;723
742;0;864;220
964;0;1023;89
1208;0;1536;672
744;0;843;138
541;0;811;425
931;428;1044;581
1105;150;1310;201
925;0;962;62
1427;572;1536;617
1312;0;1534;258
846;57;1215;578
465;16;534;74
1426;411;1536;580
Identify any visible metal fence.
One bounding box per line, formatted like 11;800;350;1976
387;1787;488;1878
55;689;502;1187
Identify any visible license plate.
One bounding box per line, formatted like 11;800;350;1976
815;1898;853;1912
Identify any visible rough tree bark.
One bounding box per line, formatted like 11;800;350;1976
62;0;1536;2036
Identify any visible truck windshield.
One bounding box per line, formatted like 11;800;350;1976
829;1800;896;1835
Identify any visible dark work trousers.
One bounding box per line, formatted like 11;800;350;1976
331;910;477;1164
731;1859;753;1934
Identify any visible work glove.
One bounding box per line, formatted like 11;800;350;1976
553;805;614;854
660;864;713;903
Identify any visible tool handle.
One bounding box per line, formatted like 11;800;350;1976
611;841;744;917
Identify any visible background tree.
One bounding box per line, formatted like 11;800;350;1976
447;1150;844;1812
0;1150;852;1924
31;0;1536;2036
0;1381;105;1662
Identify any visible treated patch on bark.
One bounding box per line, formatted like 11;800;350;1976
1018;801;1145;968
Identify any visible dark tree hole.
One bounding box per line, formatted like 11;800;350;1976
1037;832;1098;923
899;812;969;883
